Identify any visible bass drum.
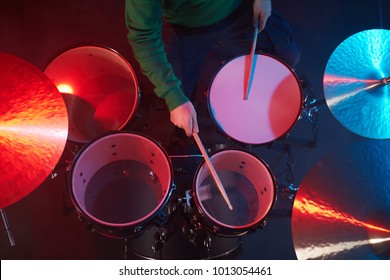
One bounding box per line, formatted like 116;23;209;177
208;54;303;145
44;45;140;143
193;149;277;237
70;131;174;238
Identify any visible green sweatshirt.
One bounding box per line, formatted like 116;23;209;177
125;0;244;111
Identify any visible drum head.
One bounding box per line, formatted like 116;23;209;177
194;150;276;234
44;46;139;143
70;132;172;231
208;54;302;145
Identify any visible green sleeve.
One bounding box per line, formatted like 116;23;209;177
125;0;189;111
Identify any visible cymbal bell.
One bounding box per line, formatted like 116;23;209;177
292;140;390;259
0;53;68;209
323;29;390;139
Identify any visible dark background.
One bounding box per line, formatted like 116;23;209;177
0;0;389;260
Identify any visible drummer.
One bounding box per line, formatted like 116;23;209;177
125;0;300;139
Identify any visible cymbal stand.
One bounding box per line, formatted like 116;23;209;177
1;208;16;246
276;144;298;201
49;141;78;216
291;79;323;148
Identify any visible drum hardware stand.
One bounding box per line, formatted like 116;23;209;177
48;141;81;216
275;143;299;201
178;190;214;251
270;80;323;198
124;238;131;259
1;208;16;246
149;196;181;257
151;222;176;253
298;77;325;145
301;94;324;136
51;157;75;216
49;141;79;182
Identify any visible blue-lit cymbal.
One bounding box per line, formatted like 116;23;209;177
324;29;390;139
292;140;390;260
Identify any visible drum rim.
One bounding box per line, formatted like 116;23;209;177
207;53;304;145
43;44;141;143
192;148;277;235
69;130;174;231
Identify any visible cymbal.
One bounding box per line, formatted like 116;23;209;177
0;53;68;209
292;140;390;259
323;29;390;139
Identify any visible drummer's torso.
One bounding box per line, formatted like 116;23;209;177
162;0;243;28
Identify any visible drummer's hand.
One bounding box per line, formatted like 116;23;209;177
253;0;272;31
170;101;199;137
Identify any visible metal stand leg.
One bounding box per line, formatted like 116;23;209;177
276;144;299;201
1;208;16;246
274;78;323;200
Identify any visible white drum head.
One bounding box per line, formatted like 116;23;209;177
209;54;302;144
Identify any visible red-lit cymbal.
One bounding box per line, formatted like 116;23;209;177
292;140;390;259
0;53;68;209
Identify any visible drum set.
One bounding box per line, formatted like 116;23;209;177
1;44;299;259
2;28;389;260
55;48;288;259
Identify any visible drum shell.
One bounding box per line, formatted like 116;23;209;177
69;131;174;238
44;45;140;144
192;149;277;237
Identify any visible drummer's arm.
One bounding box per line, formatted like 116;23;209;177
125;0;197;135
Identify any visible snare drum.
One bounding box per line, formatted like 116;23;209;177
44;46;140;143
70;131;174;238
208;54;303;145
192;149;277;237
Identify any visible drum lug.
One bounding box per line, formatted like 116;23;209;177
152;211;169;229
259;219;267;229
76;213;95;232
177;190;193;213
190;214;204;232
166;201;177;216
152;224;173;252
184;227;196;245
132;225;143;238
152;232;162;252
203;233;212;250
86;224;95;233
185;190;192;211
173;167;187;175
211;226;220;235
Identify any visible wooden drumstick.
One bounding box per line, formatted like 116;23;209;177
193;132;233;210
244;24;259;100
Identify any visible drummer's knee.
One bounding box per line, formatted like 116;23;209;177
277;45;301;67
